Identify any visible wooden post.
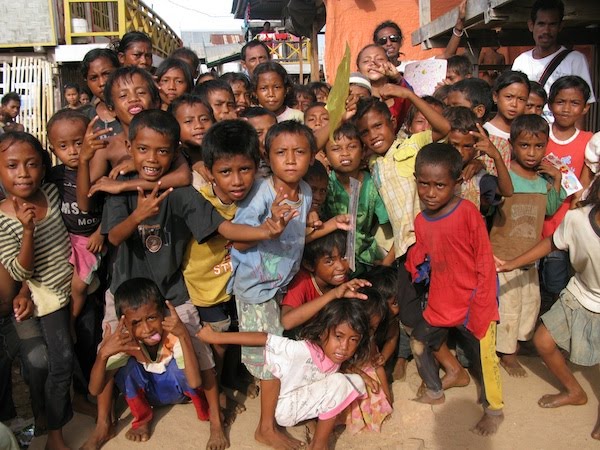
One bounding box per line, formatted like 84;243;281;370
310;21;319;82
299;36;303;81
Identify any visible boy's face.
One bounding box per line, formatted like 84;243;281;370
510;131;548;171
48;119;86;170
446;91;472;109
85;56;116;101
356;109;396;155
408;111;431;134
448;130;477;164
295;93;312;113
123;302;164;347
304;105;329;131
210;154;257;203
255;72;286;115
325;135;363;175
267;132;314;185
349;84;370;99
207;90;237;121
444;69;463;85
231;81;251;115
312;247;349;289
305;175;328;212
246;114;277;157
549;87;590;129
525;92;545;116
128;127;177;182
174;103;213;147
415;164;459;217
110;73;155;125
357;46;388;82
315;88;329;103
158;67;188;106
387;296;400;318
3;100;20;119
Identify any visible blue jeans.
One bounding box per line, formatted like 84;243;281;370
541;250;570;295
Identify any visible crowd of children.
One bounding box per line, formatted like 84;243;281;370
1;0;600;448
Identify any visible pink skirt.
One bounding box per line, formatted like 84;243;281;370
69;233;102;285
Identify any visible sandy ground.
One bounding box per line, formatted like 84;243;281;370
25;355;600;450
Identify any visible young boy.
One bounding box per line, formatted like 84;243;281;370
526;81;547;116
228;120;314;449
322;122;391;273
84;110;290;450
407;143;503;436
490;114;565;377
240;107;278;179
0;92;23;133
541;76;594;299
444;54;473;85
88;278;205;443
193;79;237;121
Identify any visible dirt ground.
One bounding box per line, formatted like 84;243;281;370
21;355;600;450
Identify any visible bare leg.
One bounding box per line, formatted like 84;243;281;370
70;274;88;341
392;358;407;381
255;379;304;449
308;417;336;450
499;352;528;377
471;410;504;436
201;368;229;450
45;428;70;450
533;324;587;408
435;343;470;389
79;380;115;450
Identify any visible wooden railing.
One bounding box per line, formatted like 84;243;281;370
63;0;181;58
257;33;312;64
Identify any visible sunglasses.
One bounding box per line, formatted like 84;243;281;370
377;34;401;45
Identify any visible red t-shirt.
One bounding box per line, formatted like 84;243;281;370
406;199;499;340
281;269;323;309
543;129;593;237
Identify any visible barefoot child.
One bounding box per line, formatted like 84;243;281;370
89;278;206;443
495;175;600;439
407;143;504;436
198;299;371;450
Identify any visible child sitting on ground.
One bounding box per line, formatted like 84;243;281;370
88;278;206;443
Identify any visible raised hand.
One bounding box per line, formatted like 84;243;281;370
98;316;140;359
470;123;500;159
80;116;111;164
270;187;292;220
536;161;561;180
13;198;35;231
161;300;187;338
332;278;372;300
132;182;173;222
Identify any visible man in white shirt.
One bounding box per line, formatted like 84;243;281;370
512;0;595;125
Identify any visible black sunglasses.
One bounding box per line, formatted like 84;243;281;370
377;34;401;45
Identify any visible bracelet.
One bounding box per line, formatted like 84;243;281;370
453;27;464;37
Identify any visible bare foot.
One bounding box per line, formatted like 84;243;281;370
441;368;470;390
592;417;600;440
207;423;229;450
471;411;504;436
538;391;587;408
413;390;445;405
72;392;98;418
79;420;115;450
393;358;407;381
45;429;71;450
125;423;151;442
500;354;528;377
255;426;305;450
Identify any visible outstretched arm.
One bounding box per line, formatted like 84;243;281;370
438;0;466;60
495;237;556;273
197;326;267;347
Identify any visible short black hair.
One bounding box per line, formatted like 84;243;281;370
220;72;251;90
116;31;152;54
548;75;591;104
357;286;389;328
308;81;331;99
1;92;20;106
241;40;271;62
363;266;399;302
104;66;160;110
531;0;564;23
302;230;347;269
81;48;119;79
201;119;260;170
63;82;81;94
332;121;361;142
47;109;90;136
446;55;473;78
373;21;403;47
155;57;193;93
252;61;291;93
529;80;548;103
304;102;327;120
354;96;392;124
265;120;317;156
492;70;530;95
170;47;200;73
415;142;463;180
114;278;164;317
192;79;235;105
403;95;444;130
303;159;328;183
286;84;316;108
128;109;180;147
448;78;493;121
510;114;549;142
240;106;277;121
168;93;215;123
443;106;478;134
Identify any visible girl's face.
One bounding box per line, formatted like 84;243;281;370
315;88;329;104
304;105;329;131
320;322;361;364
110;74;155;125
408;111;431;134
312;247;349;290
119;41;153;69
86;57;117;101
80;92;91;105
158;67;188;106
295;93;312;113
357;47;388;82
0;140;44;201
174;103;214;147
493;82;528;122
231;80;251;115
255;71;286;115
65;87;80;107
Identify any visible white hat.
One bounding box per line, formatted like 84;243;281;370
349;72;371;93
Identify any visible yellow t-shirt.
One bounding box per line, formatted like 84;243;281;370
182;184;236;307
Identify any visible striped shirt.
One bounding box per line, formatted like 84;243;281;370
0;183;72;317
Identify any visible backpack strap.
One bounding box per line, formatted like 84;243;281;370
538;49;572;87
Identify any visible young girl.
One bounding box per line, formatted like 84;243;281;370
496;176;600;439
484;70;529;142
0;132;73;450
156;58;193;111
63;82;81;109
252;61;304;122
198;299;371;450
116;31;153;70
79;87;91;105
220;72;252;115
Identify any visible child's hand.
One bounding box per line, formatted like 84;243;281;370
13;198;35;231
379;83;410;100
80;116;111;163
536;161;561;180
333;214;352;231
98;316;140;359
263;208;299;239
88;176;126;196
108;158;135;179
13;291;33;322
270;187;292;221
132;182;173;222
371;351;385;368
461;158;485;182
494;255;516;272
470;123;500;159
161;300;187;338
196;324;218;344
333;278;372;300
381;61;401;81
361;371;381;394
343;94;359;121
86;228;105;254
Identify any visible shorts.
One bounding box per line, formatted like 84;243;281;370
196;299;236;333
103;290;215;370
69;233;102;286
236;296;284;380
542;288;600;366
